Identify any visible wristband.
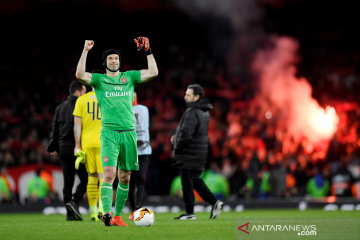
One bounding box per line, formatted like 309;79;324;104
146;48;153;56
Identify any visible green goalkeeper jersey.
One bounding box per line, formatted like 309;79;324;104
90;71;141;130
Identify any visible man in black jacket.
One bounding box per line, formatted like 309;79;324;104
48;81;88;221
171;84;223;220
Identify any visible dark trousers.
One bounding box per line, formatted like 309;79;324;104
181;168;217;214
129;155;150;212
59;145;88;209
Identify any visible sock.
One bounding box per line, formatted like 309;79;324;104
99;200;103;212
114;183;129;217
101;182;113;213
98;178;103;212
90;205;97;214
87;177;98;213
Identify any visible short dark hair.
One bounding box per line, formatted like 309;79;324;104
187;84;204;100
69;81;83;95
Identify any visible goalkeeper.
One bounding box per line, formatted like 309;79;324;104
72;69;104;221
75;37;158;227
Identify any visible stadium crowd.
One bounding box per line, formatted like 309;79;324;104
0;1;360;203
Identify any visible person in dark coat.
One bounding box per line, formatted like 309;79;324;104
171;84;223;220
48;81;88;221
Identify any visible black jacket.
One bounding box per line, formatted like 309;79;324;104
172;98;213;170
47;95;78;152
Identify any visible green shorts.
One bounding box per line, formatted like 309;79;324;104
100;129;139;171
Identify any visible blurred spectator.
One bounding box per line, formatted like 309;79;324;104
170;175;182;197
0;167;12;203
39;168;54;192
331;161;355;197
0;177;10;203
268;153;286;198
352;182;360;199
169;176;205;203
306;173;330;198
258;168;271;199
285;172;297;198
201;170;230;201
27;169;49;203
169;170;230;202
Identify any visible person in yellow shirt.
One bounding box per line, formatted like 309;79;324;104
73;70;103;221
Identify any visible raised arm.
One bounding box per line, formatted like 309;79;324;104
74;116;82;154
140;54;159;83
75;40;94;86
133;37;158;83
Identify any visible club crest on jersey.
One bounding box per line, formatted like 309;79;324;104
104;156;109;163
121;78;127;83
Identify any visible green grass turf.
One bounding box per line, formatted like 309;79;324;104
0;210;358;240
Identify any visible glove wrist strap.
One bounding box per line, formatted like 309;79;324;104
146;48;153;56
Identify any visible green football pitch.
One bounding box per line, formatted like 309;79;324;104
0;210;358;240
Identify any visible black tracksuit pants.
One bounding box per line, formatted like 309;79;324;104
181;168;217;214
129;155;150;212
59;145;88;208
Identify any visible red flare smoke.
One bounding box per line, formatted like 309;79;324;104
253;37;339;145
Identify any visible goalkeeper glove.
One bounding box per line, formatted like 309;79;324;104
132;36;152;55
133;36;149;51
74;149;86;170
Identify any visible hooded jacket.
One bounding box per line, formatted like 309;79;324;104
47;95;78;153
173;98;213;170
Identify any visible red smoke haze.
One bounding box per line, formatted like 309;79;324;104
253;37;339;147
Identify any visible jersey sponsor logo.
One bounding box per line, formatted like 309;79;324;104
105;91;131;98
121;78;127;83
104;156;109;163
102;195;109;198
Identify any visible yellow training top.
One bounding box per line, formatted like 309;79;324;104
73;91;102;148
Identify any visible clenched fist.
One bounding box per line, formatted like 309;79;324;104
134;37;150;51
84;40;94;51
